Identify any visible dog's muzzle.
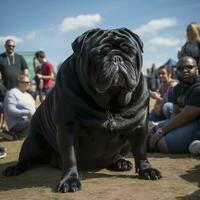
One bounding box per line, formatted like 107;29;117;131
112;55;124;65
111;55;125;86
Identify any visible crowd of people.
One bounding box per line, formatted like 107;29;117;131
0;22;200;160
147;22;200;155
0;39;54;158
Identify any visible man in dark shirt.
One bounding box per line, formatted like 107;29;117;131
149;56;200;153
0;39;28;89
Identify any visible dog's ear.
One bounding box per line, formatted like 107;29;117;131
72;28;101;56
121;28;143;53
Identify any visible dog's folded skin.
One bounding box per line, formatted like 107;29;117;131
3;28;161;193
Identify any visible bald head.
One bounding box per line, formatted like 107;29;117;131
176;56;198;85
177;56;197;67
5;39;15;46
4;39;16;55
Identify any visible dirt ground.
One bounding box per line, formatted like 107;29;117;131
0;139;200;200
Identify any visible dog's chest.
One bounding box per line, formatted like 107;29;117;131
76;127;127;168
76;126;128;164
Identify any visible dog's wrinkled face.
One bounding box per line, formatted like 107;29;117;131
73;28;143;107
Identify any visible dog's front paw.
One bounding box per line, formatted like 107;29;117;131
57;177;81;193
138;168;161;180
136;160;161;180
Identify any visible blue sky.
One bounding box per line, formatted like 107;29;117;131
0;0;199;73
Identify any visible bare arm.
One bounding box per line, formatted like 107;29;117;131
149;91;164;103
42;72;54;80
162;105;200;134
37;72;54;80
150;105;200;149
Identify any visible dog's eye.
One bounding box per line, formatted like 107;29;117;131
121;44;137;56
121;44;130;53
101;46;111;55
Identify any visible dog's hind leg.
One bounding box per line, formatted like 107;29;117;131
108;141;133;171
3;129;52;177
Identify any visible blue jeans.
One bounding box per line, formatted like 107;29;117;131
156;120;200;153
162;102;173;119
148;102;173;122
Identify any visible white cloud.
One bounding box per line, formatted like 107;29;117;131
26;31;36;40
58;14;102;33
0;35;23;45
133;18;177;36
148;36;182;47
144;45;158;52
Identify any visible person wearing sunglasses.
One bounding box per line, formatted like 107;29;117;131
148;56;200;154
0;75;36;140
0;39;29;89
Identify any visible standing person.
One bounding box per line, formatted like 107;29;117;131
33;57;44;103
148;56;200;153
178;22;200;69
0;39;29;89
1;75;36;140
34;51;54;96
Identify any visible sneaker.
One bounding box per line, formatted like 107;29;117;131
0;129;14;140
189;140;200;155
0;147;7;159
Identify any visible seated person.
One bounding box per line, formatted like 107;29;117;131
148;56;200;153
1;75;36;140
149;65;177;122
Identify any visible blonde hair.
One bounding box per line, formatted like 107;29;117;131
187;22;200;43
196;23;200;40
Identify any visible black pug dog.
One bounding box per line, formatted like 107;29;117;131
3;28;161;192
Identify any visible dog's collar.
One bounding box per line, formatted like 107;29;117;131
106;108;117;132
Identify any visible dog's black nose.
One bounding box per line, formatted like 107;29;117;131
112;55;123;63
